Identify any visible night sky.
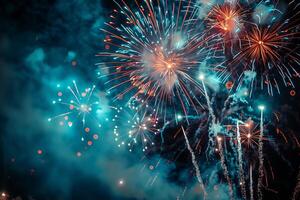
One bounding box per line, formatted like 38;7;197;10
0;0;300;200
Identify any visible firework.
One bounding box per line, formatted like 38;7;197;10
206;3;245;36
237;118;270;149
98;0;223;120
216;136;234;200
236;120;247;199
182;127;207;197
234;106;267;200
92;0;300;198
230;18;300;95
48;81;105;144
257;105;265;200
112;102;160;152
249;164;254;200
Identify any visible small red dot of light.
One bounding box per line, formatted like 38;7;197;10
290;90;296;96
68;121;73;127
93;134;99;140
57;92;63;97
37;149;43;155
64;116;69;120
225;81;233;90
105;45;110;50
87;141;93;146
81;92;87;97
85;127;90;133
69;105;74;110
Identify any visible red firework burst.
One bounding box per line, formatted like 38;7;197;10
207;4;245;35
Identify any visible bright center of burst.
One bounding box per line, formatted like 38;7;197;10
199;74;205;80
80;104;91;112
166;62;175;69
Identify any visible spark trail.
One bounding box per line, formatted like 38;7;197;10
217;137;234;200
199;75;216;128
199;75;217;149
250;164;254;200
257;105;265;200
181;126;207;198
200;75;233;199
236;121;247;199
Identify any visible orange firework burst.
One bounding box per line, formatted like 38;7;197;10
237;23;300;73
134;47;186;94
207;4;244;35
239;120;267;149
225;18;300;95
243;26;288;65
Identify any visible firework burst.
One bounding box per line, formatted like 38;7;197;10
206;3;245;36
229;13;300;95
238;119;268;149
48;81;104;133
92;0;300;199
98;0;222;119
112;102;160;152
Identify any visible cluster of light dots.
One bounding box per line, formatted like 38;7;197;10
113;105;160;152
80;127;100;147
48;82;102;128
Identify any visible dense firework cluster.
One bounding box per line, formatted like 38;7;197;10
46;0;300;199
